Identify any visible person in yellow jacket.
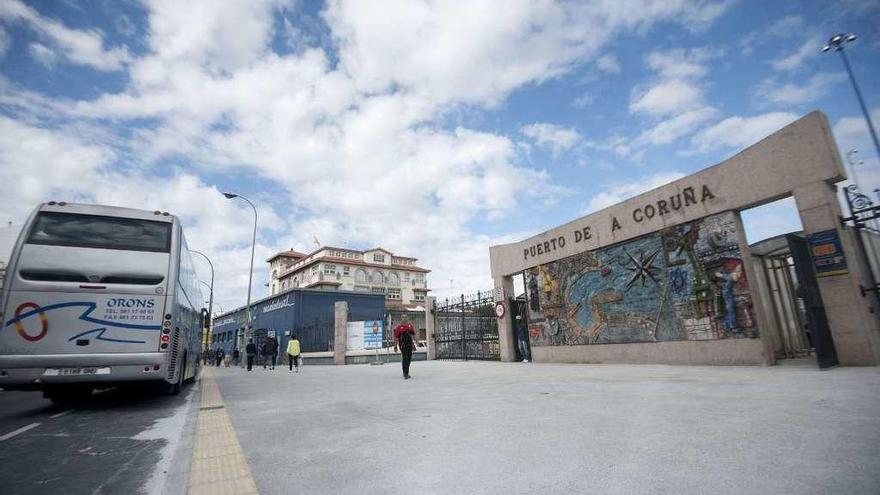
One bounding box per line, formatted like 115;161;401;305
286;334;301;373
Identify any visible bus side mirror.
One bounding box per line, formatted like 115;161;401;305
200;308;210;329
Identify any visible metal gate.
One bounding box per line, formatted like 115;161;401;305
435;290;500;360
842;184;880;302
787;234;839;369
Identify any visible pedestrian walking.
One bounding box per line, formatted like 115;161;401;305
246;339;256;371
215;348;225;367
269;335;279;370
287;334;301;373
232;348;240;366
261;338;275;370
394;316;416;379
515;315;530;362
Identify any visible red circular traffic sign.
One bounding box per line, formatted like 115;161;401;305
494;301;506;319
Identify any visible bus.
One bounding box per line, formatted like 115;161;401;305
0;202;205;403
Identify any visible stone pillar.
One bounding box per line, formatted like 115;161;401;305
425;296;436;360
732;211;776;366
494;276;517;362
333;301;348;365
793;181;880;365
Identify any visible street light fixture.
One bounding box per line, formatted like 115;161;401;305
823;33;880;163
222;191;258;364
845;150;865;189
192;250;214;353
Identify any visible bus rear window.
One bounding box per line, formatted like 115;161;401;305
26;212;172;253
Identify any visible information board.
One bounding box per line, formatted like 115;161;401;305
346;320;384;350
807;229;849;277
363;320;384;349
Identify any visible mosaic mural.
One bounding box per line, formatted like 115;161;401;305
525;211;758;346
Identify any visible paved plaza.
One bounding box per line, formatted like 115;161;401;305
211;360;880;495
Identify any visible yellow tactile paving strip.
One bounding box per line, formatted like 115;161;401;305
188;368;259;495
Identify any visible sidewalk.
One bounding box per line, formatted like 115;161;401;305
210;361;880;495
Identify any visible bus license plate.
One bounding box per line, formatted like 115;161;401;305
44;367;111;376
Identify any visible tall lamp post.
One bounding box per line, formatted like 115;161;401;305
193;250;214;353
823;33;880;161
222;192;258;364
846;150;865;189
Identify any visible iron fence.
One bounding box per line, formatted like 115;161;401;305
292;317;336;353
435;290;500;360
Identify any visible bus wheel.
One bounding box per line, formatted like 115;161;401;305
45;386;93;405
168;353;186;395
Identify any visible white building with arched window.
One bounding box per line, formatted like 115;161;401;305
267;246;430;308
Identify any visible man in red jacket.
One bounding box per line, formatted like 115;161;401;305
394;316;416;379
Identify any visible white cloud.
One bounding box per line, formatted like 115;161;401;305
630;79;704;117
754;73;845;106
689;112;799;154
585;172;687;213
770;38;817;72
324;0;732;108
0;0;130;71
115;14;136;37
520;122;581;155
623;47;723;151
28;42;58;68
597;54;621;73
636;106;719;146
630;48;719;118
833;108;880;191
0;27;9;58
0;0;735;306
767;15;806;37
571;92;595;108
740;197;803;244
680;0;736;32
0;116;287;309
644;48;717;79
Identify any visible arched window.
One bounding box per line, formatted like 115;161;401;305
387;272;399;286
272;269;277;279
356;269;367;282
282;280;288;289
293;277;299;287
372;271;384;285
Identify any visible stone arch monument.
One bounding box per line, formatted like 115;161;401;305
490;111;880;366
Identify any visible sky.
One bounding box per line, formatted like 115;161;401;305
1;0;879;313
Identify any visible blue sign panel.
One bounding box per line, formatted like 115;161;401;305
807;229;848;277
363;320;384;349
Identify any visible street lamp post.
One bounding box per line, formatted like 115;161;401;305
846;150;865;190
192;250;214;353
823;33;880;161
222;192;258;366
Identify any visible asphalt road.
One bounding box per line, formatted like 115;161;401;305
0;383;197;495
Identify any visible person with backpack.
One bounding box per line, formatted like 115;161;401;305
245;338;257;371
287;334;301;373
269;335;279;370
394;316;416;379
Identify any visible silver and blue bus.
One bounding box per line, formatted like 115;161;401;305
0;202;205;403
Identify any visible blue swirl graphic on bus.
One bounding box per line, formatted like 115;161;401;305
4;301;161;345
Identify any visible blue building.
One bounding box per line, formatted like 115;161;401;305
210;288;385;357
